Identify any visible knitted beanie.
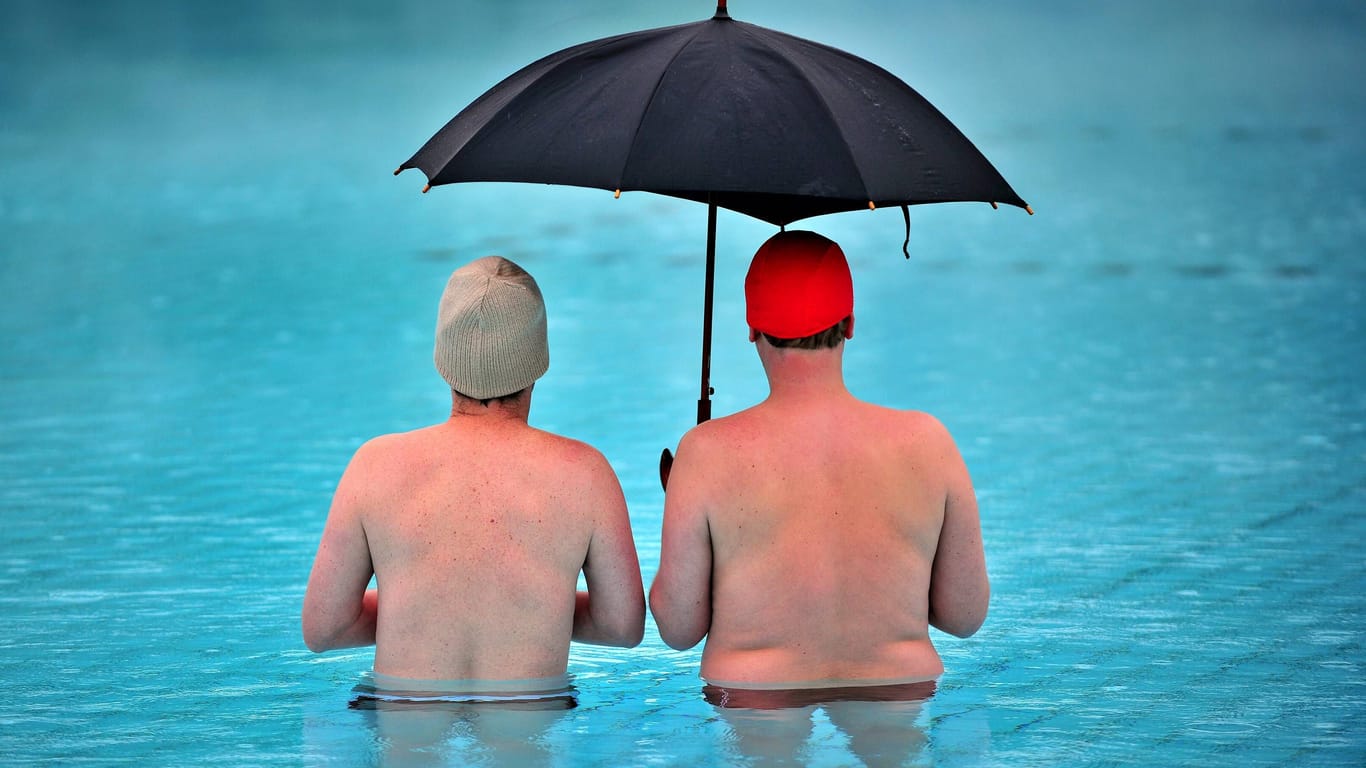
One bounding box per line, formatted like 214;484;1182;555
434;256;549;400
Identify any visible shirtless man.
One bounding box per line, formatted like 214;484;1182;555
303;256;645;685
650;231;988;696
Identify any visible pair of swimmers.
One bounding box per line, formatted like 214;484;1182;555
302;230;988;709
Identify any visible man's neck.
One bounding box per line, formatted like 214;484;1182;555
757;343;850;402
448;389;532;424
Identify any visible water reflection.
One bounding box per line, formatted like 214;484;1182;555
301;673;999;767
718;700;930;767
303;673;581;767
705;681;939;767
351;697;572;768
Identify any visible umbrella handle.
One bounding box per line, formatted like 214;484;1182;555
659;448;674;491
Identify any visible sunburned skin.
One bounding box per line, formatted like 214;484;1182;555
303;388;645;681
650;328;988;689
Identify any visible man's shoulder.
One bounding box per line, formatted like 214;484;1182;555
676;407;761;450
855;403;960;446
352;425;435;458
519;429;625;503
854;406;968;467
862;403;947;430
523;426;618;475
524;424;601;454
330;429;431;506
334;431;411;485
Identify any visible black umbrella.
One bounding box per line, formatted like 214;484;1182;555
396;1;1029;425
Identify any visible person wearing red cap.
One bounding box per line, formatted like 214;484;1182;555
650;231;989;707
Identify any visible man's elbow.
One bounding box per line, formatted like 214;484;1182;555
619;617;646;649
931;611;986;639
929;588;989;638
604;607;647;648
651;607;707;650
301;612;337;653
659;625;705;651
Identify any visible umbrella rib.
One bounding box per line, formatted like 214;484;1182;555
467;37;629;185
761;36;877;204
761;30;1029;211
416;30;651;187
616;24;713;189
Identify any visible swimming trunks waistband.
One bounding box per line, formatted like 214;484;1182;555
702;676;937;709
350;671;578;708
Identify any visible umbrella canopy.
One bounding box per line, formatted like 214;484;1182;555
398;3;1029;223
396;2;1029;435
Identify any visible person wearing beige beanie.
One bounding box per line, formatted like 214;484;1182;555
303;255;644;697
434;256;550;402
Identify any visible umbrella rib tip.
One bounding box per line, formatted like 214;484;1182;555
614;189;621;199
393;166;403;176
422;184;431;194
1025;204;1035;215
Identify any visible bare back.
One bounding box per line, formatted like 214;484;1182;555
304;410;643;681
369;421;606;679
652;389;988;686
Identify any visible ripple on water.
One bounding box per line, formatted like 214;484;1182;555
1186;719;1262;736
46;590;110;604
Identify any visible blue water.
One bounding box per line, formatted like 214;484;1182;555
2;1;1364;765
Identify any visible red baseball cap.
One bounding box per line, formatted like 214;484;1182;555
744;231;853;339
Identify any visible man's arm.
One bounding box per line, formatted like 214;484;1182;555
302;444;380;652
649;431;714;650
572;449;646;647
925;418;990;637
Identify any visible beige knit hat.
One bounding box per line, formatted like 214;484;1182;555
434;256;549;400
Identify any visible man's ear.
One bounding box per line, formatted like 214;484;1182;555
844;314;855;340
749;328;759;343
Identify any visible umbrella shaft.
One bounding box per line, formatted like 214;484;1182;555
698;202;717;424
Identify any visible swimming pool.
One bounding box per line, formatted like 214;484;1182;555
2;1;1362;765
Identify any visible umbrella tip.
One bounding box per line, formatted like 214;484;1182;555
868;201;876;211
393;166;402;176
713;0;730;20
990;201;999;209
1026;204;1035;215
614;189;621;199
422;184;431;194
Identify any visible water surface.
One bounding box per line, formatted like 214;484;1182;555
2;1;1363;765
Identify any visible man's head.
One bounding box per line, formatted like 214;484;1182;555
744;231;853;349
434;256;549;401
